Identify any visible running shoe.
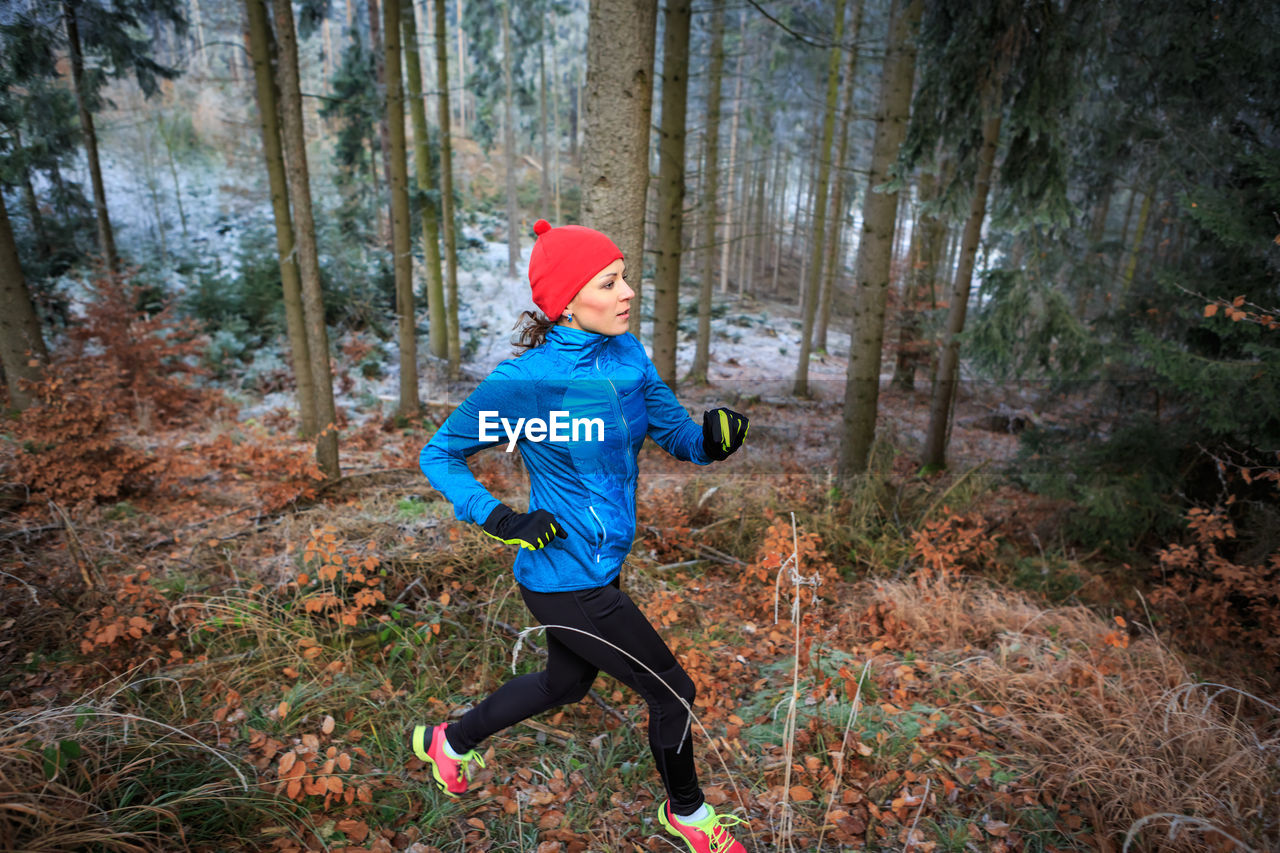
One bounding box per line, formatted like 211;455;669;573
411;723;485;796
658;799;748;853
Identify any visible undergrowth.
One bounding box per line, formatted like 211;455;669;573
2;403;1276;851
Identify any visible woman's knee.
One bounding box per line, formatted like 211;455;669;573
641;662;695;711
540;670;595;707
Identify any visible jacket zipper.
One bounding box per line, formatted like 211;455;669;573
596;354;635;481
588;505;606;563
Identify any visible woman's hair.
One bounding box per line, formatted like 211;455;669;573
513;310;559;353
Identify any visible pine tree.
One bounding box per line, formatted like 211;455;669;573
651;0;693;389
57;0;187;271
581;0;658;337
837;0;923;480
245;0;317;437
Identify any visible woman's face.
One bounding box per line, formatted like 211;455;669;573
563;259;633;336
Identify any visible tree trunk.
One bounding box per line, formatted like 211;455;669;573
718;12;746;295
921;112;1002;470
383;0;419;417
771;149;787;294
0;194;47;411
270;0;341;478
433;0;461;376
502;0;520;277
836;0;923;480
891;167;944;391
62;0;118;272
368;0;395;250
246;0;317;436
191;0;208;72
582;0;658;337
688;0;726;385
551;25;562;222
1076;183;1111;319
402;0;447;360
650;0;692;389
815;0;865;352
538;18;550;212
455;0;466;136
14;130;51;261
792;0;846;397
1120;185;1153;295
747;147;767;295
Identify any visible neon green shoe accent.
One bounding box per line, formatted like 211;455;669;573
658;800;748;853
412;724;486;797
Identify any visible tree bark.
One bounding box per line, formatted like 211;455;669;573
455;0;467;136
62;0;118;272
718;12;746;295
0;194;47;411
384;0;419;417
402;0;447;359
793;0;846;397
688;0;726;385
837;0;923;480
650;0;693;389
581;0;658;337
368;0;395;250
1120;184;1153;295
538;17;550;213
502;0;520;277
816;0;865;352
433;0;461;376
921;112;1002;470
246;0;317;436
270;0;341;478
891;167;944;391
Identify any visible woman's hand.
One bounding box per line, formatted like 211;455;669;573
702;408;749;461
482;504;569;550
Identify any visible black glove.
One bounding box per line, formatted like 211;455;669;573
481;504;569;551
702;407;749;461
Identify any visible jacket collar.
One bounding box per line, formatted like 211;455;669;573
545;324;610;361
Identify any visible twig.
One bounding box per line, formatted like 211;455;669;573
816;661;871;852
0;523;63;541
904;777;931;851
650;559;705;572
1122;813;1256;853
0;570;39;604
49;501;99;590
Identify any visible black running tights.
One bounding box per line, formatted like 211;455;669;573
445;577;704;814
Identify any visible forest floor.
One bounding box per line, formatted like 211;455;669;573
4;355;1276;853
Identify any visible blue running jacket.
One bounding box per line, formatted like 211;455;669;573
420;325;711;592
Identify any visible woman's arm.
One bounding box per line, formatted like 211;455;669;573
419;361;528;525
636;345;713;465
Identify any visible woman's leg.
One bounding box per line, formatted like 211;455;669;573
446;619;599;754
519;582;704;815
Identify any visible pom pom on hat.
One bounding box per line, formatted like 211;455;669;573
527;219;623;320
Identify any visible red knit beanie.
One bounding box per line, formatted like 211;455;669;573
527;219;624;320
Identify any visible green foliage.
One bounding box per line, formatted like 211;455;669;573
967;267;1096;380
903;0;1080;228
183;227;287;345
1012;417;1186;550
321;36;382;243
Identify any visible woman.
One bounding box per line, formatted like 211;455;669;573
417;219;750;853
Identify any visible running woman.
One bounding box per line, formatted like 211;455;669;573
417;219;750;853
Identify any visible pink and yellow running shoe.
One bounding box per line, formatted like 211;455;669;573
411;723;485;797
658;799;748;853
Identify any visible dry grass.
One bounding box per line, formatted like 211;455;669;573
853;577;1280;852
0;679;290;852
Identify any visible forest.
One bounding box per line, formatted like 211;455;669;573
1;0;1277;850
